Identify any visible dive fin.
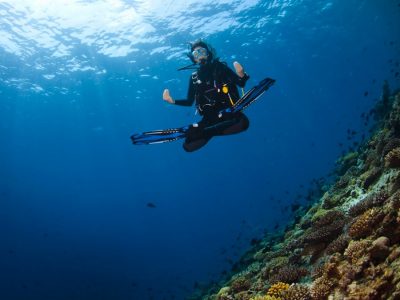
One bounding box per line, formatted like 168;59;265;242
130;126;189;145
223;77;276;114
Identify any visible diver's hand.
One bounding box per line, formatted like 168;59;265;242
233;61;245;78
163;89;174;104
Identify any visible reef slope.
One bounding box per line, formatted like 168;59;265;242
199;90;400;300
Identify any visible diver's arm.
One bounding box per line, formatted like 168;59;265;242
223;61;249;87
172;78;196;106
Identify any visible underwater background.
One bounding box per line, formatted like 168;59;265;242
0;1;399;299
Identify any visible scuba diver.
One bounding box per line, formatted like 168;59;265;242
129;41;275;149
162;40;251;152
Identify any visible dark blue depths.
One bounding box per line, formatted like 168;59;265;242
0;1;399;299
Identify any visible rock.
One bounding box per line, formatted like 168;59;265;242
370;236;390;261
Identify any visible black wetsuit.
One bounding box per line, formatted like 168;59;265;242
174;60;250;152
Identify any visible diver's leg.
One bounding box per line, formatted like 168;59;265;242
221;112;249;135
182;122;212;152
183;136;211;152
203;112;250;136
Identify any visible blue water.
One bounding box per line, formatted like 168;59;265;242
0;1;399;299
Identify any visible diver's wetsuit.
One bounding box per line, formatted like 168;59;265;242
174;60;250;152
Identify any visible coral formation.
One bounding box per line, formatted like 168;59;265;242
310;276;334;300
303;210;346;245
385;147;400;168
266;282;289;298
230;276;252;293
382;138;400;157
348;190;388;217
197;89;400;300
348;208;384;239
325;234;350;255
268;266;308;284
282;284;310;300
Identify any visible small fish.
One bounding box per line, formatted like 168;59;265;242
146;202;156;208
364;91;368;97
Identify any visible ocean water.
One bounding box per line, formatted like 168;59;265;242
0;1;399;299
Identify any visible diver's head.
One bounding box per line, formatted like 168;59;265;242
188;40;216;65
192;46;208;65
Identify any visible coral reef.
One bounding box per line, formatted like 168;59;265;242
266;282;289;298
230;276;252;293
348;190;388;217
268;266;308;284
196;89;400;300
282;284;310;300
348;208;384;239
325;234;350;255
310;276;334;300
385;147;400;168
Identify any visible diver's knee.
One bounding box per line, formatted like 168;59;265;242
183;143;195;152
242;116;250;131
183;138;209;152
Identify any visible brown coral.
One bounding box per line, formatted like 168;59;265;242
325;234;350;255
375;209;400;243
385;147;400;168
346;282;378;300
302;210;347;248
369;236;390;261
388;94;400;135
268;265;308;284
348;191;388;217
348;208;384;239
362;167;383;189
230;276;251;293
382;138;400;157
312;210;345;227
303;218;346;244
344;239;371;266
282;284;311;300
310;276;334;300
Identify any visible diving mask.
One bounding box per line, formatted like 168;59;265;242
192;47;208;63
